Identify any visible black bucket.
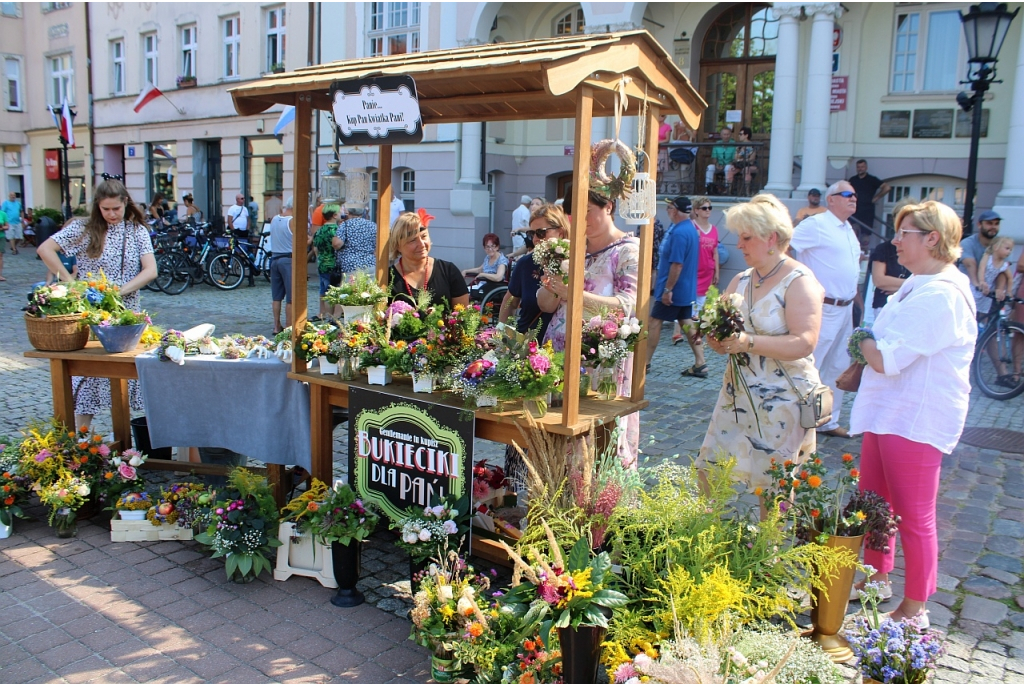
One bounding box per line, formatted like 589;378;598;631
129;416;173;459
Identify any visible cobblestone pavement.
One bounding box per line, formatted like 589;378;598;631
2;246;1024;683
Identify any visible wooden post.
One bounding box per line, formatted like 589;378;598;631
309;385;334;485
561;84;594;428
376;145;393;285
291;92;312;374
50;358;74;428
109;379;132;449
631;103;660;402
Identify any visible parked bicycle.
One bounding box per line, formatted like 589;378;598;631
972;295;1024;400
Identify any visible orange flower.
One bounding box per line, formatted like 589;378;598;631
779;479;788;488
1;472;8;478
80;456;89;463
754;487;763;497
792;479;801;488
800;470;809;480
89;447;98;455
807;475;822;488
78;426;89;433
93;435;103;443
842;453;854;463
104;472;114;480
814;457;822;465
810;508;821;518
68;432;76;438
78;442;89;450
307;501;320;512
519;674;535;684
523;640;536;652
850;468;860;479
3;496;12;506
770;458;776;465
534;638;543;648
468;622;484;637
784;460;793;467
2;485;9;492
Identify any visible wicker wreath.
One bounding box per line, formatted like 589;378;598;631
589;139;637;201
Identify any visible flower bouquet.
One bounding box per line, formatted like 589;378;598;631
273;327;293;362
416;304;484;386
472;460;507;510
393;494;471;564
115;491;153;520
23;280;92;351
194;468;281;582
24;280;91;318
156;329;199;365
698;286;760;435
39;471;91;537
298;321;338;362
95;448;148;511
303;483;380;546
324;269;388;321
488;326;564;418
0;465;31;533
149;481;207;527
459;354;498;406
580;311;643;400
79;272;153;352
532;237;572;285
386;294;441;342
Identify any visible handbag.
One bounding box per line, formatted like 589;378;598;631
777;361;834;430
835;362;864;392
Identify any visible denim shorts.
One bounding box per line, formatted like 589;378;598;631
270;257;292;303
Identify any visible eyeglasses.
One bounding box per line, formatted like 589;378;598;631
484;243;499;249
698;206;712;211
893;228;929;241
830;191;857;199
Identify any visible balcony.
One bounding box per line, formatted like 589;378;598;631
656;140;769;199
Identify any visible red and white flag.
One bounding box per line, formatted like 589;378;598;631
133;83;162;113
60;98;75;148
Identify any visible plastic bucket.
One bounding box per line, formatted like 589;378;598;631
129;416;173;459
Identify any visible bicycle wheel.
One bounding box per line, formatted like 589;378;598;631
973;320;1024;400
208;253;246;290
159;253;192;295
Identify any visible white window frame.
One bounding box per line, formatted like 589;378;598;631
555;8;585;36
890;6;968;94
111;40;125;95
266;6;286;72
368;2;420;57
142;32;158;88
180;25;197;80
48;52;73;106
401;169;415;194
223;15;241;79
4;56;23;111
41;2;70;12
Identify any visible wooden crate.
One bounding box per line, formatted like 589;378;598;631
110;518;194;542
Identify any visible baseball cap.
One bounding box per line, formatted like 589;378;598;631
978;210;1001;222
665;196;692;213
521;195;532;204
807;188;821;196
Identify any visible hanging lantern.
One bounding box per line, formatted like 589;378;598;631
343;169;370;213
320;159;347;204
618;172;656;225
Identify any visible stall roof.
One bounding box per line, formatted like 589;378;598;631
230;30;706;127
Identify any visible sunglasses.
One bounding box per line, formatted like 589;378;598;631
831;191;857;199
484;243;499;248
698;205;712;211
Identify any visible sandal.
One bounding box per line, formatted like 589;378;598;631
672;334;684;345
996;374;1017;388
681;364;709;378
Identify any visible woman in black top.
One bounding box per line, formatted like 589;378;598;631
387;209;470;309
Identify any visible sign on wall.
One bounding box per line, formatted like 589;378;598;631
912;109;954;139
348;386;473;523
879;111;911;138
830;76;848;112
330;75;423;146
44;150;60;180
955;109;989;138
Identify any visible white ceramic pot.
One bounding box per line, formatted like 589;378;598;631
412;373;434;393
318;356;338;375
476;394;498;408
119;510;148;521
0;516;11;539
367;365;392;386
342;305;372;324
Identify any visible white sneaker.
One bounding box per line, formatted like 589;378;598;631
849;581;893;601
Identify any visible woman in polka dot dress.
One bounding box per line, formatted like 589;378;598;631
38;178;157;429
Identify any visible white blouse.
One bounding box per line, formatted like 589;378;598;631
850;270;978;454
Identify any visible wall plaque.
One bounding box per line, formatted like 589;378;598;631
912;109;954;139
879;110;911;138
955;109;989;138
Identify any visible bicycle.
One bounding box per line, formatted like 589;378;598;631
207;234;248;290
156;222;221;294
972;295;1024;400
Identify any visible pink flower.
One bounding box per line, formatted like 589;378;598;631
601;321;619;340
35;449;52;463
473;480;491;500
528;354;550;374
118;463;137;480
97;444;110;457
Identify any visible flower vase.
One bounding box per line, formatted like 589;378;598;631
430;653;457;683
412;373;434;393
54;507;77;538
595;365;618;400
366;365;392;386
809;533;864;663
579;368;592;398
558;620;609;684
318;356;339;375
91;323;148;353
409;556;429;595
523;393;551;419
0;513;11;539
342;305;372;324
338;356;357;381
330;541;364;607
119;509;147;521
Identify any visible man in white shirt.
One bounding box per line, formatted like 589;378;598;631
510;195;532;258
226;193;249;239
790;180;861;437
390;193;405;229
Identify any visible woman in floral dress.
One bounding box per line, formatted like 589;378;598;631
38;179;157;429
538;191;640;465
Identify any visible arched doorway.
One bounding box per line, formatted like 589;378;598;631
698;5;777;140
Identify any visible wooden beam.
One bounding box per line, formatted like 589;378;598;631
291;92;312;375
50;358;74;428
376;145;393;285
310;384;334;486
561;84;593;429
544;43;639;98
631;104;660;402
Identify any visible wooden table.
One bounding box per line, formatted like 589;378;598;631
24;343;286;504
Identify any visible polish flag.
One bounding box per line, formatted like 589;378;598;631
133;83;162;113
61;98;75;148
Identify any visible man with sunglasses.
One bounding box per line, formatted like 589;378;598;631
790;181;862;438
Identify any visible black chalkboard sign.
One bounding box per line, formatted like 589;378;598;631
912;109;954;139
879;110;911;138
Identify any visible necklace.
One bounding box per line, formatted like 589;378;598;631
753;258;786;288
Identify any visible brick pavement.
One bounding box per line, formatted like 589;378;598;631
2;246;1024;683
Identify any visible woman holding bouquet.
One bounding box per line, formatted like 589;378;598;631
849;201;976;627
387;210;470;310
537;190;640;465
697;194;824;504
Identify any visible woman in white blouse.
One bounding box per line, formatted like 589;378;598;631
849;201;977;628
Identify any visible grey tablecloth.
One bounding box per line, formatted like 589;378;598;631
135;352;311;468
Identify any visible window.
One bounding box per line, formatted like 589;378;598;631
1;3;20;17
369;170;379;221
555;8;585;36
401;169;415;194
223;16;240;78
180;25;196;79
266;7;286;71
368;2;420;57
4;57;22;110
891;8;966;93
142;32;158;87
111;40;125;95
48;52;73;105
41;2;70;11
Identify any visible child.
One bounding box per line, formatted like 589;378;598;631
313;205;341;318
977;236;1014;321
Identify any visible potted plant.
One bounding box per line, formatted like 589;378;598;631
0;448;31;539
324;270;387;323
414;303;485;392
23;280;92;351
39;471;91;538
358;340;410;385
271;62;285;74
79;272;153;353
298;322;339;373
459;355;498;407
500;525;629;684
487;326;563;418
304;483;380;607
762;454;899;662
115;491;152;520
194;468;281;583
392;494;471;591
176;74;197;88
580;311;644;400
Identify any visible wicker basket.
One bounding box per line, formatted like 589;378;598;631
24;314;90;352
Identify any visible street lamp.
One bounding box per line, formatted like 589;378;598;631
958;2;1018;235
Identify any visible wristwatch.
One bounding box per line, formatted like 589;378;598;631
747;334;755;351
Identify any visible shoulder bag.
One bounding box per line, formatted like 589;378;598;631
778;361;834;430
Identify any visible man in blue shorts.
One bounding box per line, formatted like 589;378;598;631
645;196;705;376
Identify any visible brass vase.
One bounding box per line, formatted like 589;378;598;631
809;533;863;663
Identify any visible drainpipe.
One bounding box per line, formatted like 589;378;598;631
85;4;96;190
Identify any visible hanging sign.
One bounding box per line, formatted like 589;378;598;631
44;150;60;180
830;76;848;112
330;75;423;146
348;386;473;523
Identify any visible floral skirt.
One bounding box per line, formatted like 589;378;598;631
72;377;143;417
